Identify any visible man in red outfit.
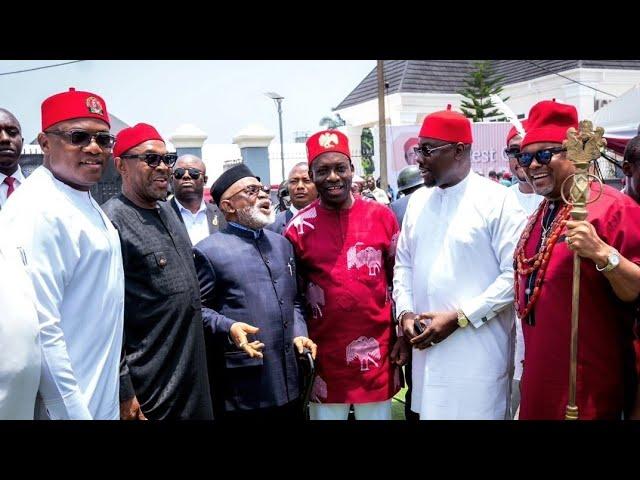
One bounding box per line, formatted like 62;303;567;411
514;99;640;419
285;129;408;420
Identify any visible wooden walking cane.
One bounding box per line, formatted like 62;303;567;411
561;121;606;420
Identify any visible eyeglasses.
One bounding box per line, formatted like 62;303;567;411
504;147;520;159
173;167;203;180
119;153;178;168
413;143;456;158
228;184;270;199
46;129;115;149
515;147;567;168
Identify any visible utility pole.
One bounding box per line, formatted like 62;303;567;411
377;60;388;191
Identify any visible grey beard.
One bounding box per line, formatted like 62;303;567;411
237;203;275;230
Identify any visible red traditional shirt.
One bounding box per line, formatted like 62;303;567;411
285;197;401;404
517;184;640;419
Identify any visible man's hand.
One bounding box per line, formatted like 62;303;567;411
565;220;609;265
293;336;317;359
230;322;265;358
400;312;420;340
389;336;410;366
411;311;459;350
120;396;147;420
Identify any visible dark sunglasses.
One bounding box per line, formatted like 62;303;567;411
504;146;520;159
515;147;567;168
120;153;178;168
413;143;456;158
46;129;115;149
228;184;270;199
173;167;203;180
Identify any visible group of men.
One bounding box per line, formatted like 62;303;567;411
1;87;640;420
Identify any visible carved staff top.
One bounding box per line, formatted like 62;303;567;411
562;120;607;221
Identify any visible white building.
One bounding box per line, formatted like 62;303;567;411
333;60;640;177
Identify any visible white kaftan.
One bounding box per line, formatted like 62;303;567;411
393;171;526;419
0;166;124;420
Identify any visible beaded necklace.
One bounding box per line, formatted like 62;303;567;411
514;199;572;322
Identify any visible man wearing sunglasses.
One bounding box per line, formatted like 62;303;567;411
515;100;640;420
0;88;124;420
266;162;317;235
170;154;226;245
102;123;213;420
193;164;316;419
285;130;406;421
502;120;543;419
0;108;25;211
393;105;527;420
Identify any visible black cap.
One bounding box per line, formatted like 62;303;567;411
211;164;258;206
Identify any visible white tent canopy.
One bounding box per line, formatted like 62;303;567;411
591;84;640;138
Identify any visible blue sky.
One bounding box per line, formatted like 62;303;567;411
0;60;375;144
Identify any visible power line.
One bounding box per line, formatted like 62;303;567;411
0;60;84;77
524;60;617;98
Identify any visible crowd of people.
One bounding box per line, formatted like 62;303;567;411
1;89;640;420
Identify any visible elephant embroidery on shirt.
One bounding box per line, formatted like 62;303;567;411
347;242;382;276
346;336;381;372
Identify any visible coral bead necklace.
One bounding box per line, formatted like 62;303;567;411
514;199;572;321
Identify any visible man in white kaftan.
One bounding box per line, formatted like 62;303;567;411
0;240;40;420
0;88;124;420
393;106;526;419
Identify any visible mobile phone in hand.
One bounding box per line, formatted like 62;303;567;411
414;318;425;335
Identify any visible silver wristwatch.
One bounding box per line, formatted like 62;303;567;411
595;248;620;273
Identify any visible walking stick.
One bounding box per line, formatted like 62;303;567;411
561;121;606;420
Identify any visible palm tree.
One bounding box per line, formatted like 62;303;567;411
319;114;346;129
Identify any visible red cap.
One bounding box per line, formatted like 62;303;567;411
306;129;350;166
403;137;419;152
113;123;164;158
419;104;472;144
506;119;529;145
41;87;110;131
520;100;578;148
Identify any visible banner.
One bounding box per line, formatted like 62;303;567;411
384;122;513;193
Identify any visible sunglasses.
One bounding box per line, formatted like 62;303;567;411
46;129;115;149
120;153;178;168
515;147;567;168
504;147;520;159
413;143;456;158
173;167;203;180
228;184;270;199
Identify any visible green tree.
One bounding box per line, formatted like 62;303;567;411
360;128;375;175
319;114;346;129
458;61;508;122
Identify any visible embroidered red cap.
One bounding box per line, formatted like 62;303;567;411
419;104;472;144
113;123;164;158
41;87;110;131
520;100;578;148
306;129;351;166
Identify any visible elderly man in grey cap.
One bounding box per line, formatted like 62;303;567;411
194;164;316;420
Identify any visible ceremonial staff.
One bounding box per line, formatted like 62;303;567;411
561;121;606;420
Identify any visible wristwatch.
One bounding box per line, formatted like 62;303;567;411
456;309;469;328
595;248;621;273
397;310;412;324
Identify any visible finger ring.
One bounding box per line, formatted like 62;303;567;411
430;341;436;346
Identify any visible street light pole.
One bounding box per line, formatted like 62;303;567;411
265;92;285;182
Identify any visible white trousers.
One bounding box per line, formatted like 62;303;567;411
309;400;392;420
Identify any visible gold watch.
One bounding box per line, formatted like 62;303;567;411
456;309;469;328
